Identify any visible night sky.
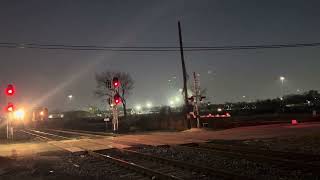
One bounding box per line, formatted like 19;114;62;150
0;1;320;111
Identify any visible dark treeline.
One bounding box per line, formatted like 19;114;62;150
202;90;320;116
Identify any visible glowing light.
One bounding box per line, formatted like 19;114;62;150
178;88;183;93
291;119;298;125
135;105;141;111
175;96;181;103
7;106;13;112
217;108;222;112
169;100;174;106
14;109;25;120
113;93;121;105
280;76;285;81
60;114;64;118
146;102;152;108
6;103;14;112
39;111;44;116
68;94;73;100
5;84;15;96
48;115;53;119
112;77;120;88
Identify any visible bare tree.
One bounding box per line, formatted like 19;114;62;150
95;71;134;120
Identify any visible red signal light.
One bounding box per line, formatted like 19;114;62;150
5;84;15;96
114;93;122;105
6;103;14;112
112;77;120;88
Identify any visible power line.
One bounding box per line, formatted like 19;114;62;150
0;42;319;51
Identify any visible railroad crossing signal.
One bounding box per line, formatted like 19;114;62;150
6;103;14;112
114;93;122;105
112;77;120;88
110;77;121;132
5;84;15;96
4;84;16;139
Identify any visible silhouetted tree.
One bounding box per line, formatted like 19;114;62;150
95;71;134;120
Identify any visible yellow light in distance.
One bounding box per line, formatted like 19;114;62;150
14;109;25;120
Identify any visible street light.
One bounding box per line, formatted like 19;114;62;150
279;76;286;112
175;96;181;103
135;105;141;111
169;100;174;107
279;76;285;98
68;94;73;100
146;102;152;108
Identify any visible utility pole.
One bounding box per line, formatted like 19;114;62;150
178;21;190;129
193;72;200;128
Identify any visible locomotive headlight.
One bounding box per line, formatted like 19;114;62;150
14;109;25;120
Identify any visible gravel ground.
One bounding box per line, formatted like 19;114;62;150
233;134;320;155
56;153;148;180
0;152;85;180
0;152;150;180
99;148;215;180
130;145;317;180
0;129;41;144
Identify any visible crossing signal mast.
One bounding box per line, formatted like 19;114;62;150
5;84;16;139
191;72;205;128
108;77;122;132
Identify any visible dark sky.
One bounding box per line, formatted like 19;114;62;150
0;0;320;111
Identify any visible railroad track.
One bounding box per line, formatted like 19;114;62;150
97;148;253;180
19;129;252;179
42;128;110;138
19;129;71;141
19;129;177;179
88;151;183;180
177;142;320;174
19;129;53;141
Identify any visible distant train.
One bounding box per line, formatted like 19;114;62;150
11;107;48;128
31;107;49;122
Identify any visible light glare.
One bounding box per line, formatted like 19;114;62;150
14;109;25;120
